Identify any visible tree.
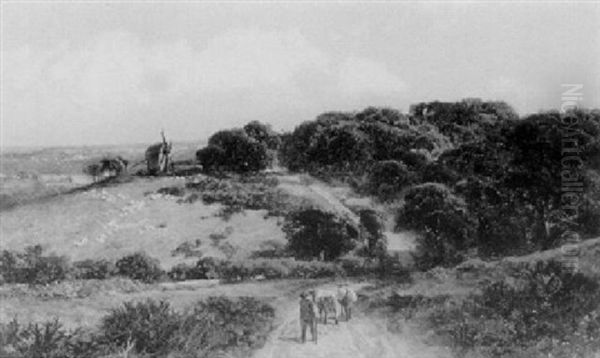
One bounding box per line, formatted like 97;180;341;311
367;160;414;199
282;209;359;261
196;145;225;172
397;183;475;269
243;120;281;150
197;129;270;173
359;209;386;257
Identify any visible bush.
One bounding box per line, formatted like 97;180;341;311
283;209;359;261
157;186;185;197
168;263;207;281
173;297;275;356
421;260;600;357
3;297;276;358
171;239;203;258
0;319;99;358
72;259;116;280
0;246;70;285
100;297;275;358
213;258;343;282
397;183;476;269
250;240;289;259
115;252;164;283
184;175;294;217
359;209;386;257
366;160;415;200
101;299;180;355
419;161;459;185
197;129;270;173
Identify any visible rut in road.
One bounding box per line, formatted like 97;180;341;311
253;284;451;358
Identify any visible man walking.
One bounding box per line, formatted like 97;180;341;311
299;292;318;344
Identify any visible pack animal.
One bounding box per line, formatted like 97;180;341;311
310;289;341;325
336;286;358;321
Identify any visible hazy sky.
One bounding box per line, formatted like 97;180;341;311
2;1;599;148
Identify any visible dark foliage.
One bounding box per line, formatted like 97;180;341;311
397;183;475;269
197;128;270;173
423;260;600;357
283;209;359;261
115;252;164;283
0;319;101;358
101;299;180;355
366;160;415;200
171;297;275;357
72;259;116;280
0;245;70;285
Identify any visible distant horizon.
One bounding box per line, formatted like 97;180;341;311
1;98;595;151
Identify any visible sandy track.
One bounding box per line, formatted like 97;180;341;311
253;283;450;358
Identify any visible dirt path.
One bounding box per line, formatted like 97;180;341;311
253;283;450;358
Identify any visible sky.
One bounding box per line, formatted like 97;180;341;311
1;1;599;148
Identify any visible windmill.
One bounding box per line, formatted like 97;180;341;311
144;130;173;175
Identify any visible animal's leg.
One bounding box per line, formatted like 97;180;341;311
301;320;307;343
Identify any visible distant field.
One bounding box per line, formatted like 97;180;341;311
0;142;202;210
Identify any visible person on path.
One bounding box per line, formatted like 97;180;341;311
299;292;318;344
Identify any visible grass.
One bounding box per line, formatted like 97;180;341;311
0;176;287;269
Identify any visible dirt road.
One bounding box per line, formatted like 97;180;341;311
253;283;450;358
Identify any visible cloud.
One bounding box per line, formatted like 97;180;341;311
486;76;537;113
1;28;408;147
338;57;407;96
334;57;408;108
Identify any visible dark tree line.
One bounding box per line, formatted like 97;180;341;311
277;102;600;267
196;121;280;173
194;101;599;268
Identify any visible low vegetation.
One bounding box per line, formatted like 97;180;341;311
1;297;276;358
282;208;360;261
162;174;309;218
380;260;600;358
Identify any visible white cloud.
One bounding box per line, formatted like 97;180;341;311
486;76;536;113
1;28;409;147
338;57;407;97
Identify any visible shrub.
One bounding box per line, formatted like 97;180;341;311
157;186;185;197
171;296;275;357
213;258;343;282
367;160;414;200
197;129;270;173
283;209;359;261
250;240;289;259
359;209;386;257
115;252;164;283
72;259;116;280
0;319;99;358
101;299;180;355
419;161;459;185
0;246;70;285
168;263;207;281
184;175;294;217
196;145;226;172
397;183;476;269
100;297;275;358
171;239;203;258
195;257;222;279
421;260;600;357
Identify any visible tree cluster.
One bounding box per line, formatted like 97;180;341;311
196;121;279;173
